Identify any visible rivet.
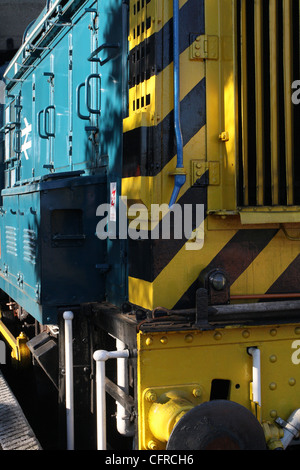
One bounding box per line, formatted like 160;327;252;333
269;382;277;391
269;355;277;363
242;330;250;338
160;336;168;344
289;378;296;386
295;327;300;335
145;390;157;402
270;329;277;337
185;334;193;343
145;336;153;346
214;332;222;340
192;388;202;398
147;440;158;450
270;410;277;419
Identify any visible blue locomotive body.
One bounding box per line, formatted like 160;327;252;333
1;0;127;324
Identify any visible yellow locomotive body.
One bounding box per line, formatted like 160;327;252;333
123;0;300;450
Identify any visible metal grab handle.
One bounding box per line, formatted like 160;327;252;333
86;74;101;115
88;43;120;66
76;74;101;120
45;105;55;137
13;129;21;155
76;82;89;120
38;109;48;139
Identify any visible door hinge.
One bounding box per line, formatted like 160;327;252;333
191;160;220;186
190;34;219;60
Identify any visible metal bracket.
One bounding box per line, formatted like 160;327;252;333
195;288;213;329
0;316;30;367
191;160;220;186
190;34;219;60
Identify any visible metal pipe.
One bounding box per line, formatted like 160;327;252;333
93;348;130;450
169;0;186;207
63;311;74;450
231;293;300;300
278;409;300;449
116;339;135;436
248;348;261;407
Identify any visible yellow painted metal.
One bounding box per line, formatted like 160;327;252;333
147;391;194;445
205;0;237;213
283;0;294;206
240;0;249;206
254;0;264;206
240;208;300;225
123;0;300;313
0;317;31;367
123;0;206;211
191;160;220;187
269;0;279;206
231;227;300;297
190;35;219;61
128;217;300;310
262;422;284;450
0;319;17;352
128;217;237;310
137;324;300;450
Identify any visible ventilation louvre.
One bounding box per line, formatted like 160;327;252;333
237;0;300;208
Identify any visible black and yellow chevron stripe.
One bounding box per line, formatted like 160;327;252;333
122;0;300;312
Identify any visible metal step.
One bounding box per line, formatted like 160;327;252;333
0;370;42;450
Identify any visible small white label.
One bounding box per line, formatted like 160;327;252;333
110;182;117;222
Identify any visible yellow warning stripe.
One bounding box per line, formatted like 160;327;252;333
124;46;205;132
128;223;238;309
122;126;206;208
129;0;190;51
231;230;300;296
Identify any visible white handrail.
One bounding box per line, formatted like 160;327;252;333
248;347;261;406
63;311;74;450
116;339;135;437
93;349;130;450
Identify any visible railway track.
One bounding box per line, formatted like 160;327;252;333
0;369;42;450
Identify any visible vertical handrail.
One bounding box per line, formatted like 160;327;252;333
93;349;130;450
63;311;74;450
248;347;261;407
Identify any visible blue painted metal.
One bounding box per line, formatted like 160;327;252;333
0;0;127;324
169;0;186;208
0;174;107;324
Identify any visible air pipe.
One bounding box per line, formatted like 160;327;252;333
93;348;130;450
169;0;186;207
63;311;74;450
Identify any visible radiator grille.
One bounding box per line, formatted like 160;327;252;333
237;0;300;207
